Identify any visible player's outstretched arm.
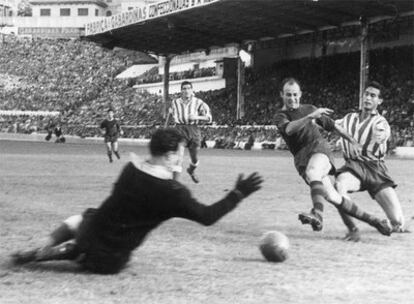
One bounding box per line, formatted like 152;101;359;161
175;172;263;226
233;172;263;199
284;108;333;136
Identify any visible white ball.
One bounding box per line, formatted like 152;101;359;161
259;231;289;263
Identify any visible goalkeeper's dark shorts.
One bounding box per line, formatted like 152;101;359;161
76;208;131;274
175;124;201;149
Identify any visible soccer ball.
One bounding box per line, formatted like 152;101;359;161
259;231;289;263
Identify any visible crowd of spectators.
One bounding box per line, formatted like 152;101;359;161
0;34;413;149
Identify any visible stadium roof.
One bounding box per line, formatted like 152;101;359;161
84;0;414;55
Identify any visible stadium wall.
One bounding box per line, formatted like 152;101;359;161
2;132;414;157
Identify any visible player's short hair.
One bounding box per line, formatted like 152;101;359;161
365;81;383;98
150;128;183;156
181;81;193;89
108;108;114;113
280;77;301;92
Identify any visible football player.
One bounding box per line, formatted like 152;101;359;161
11;128;263;274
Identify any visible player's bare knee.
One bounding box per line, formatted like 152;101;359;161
63;214;83;232
305;166;323;181
323;189;338;205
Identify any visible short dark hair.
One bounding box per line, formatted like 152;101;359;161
108;108;114;113
280;77;301;92
365;81;383;98
181;81;193;89
150;128;183;156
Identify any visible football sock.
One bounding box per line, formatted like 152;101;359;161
173;171;180;181
50;223;74;246
114;151;120;159
188;161;199;174
338;197;376;225
107;152;113;162
309;181;325;217
35;242;79;262
338;209;358;231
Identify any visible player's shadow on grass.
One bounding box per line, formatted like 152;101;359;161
232;257;287;265
9;261;86;274
283;232;340;241
289;230;393;244
232;257;270;263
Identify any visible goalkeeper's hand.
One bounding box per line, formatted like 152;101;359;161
234;172;263;198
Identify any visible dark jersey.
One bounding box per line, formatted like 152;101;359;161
100;119;120;137
76;162;241;256
274;104;335;156
54;127;63;137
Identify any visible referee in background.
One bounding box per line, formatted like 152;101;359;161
166;81;212;183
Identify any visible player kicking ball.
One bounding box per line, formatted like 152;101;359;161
274;78;392;236
11;128;263;274
335;81;410;241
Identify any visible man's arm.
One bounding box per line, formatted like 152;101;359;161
373;119;391;143
117;122;124;136
281;107;334;136
285;116;312;135
99;121;106;136
173;173;263;226
189;102;212;122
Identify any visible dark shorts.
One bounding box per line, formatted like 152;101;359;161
104;135;118;143
336;159;397;199
175;125;201;148
76;208;131;274
294;139;336;181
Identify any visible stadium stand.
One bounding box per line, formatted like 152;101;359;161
0;35;413;150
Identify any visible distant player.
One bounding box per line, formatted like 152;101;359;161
166;81;212;183
274;78;392;236
100;109;123;163
45;120;65;143
335;81;408;241
11;128;263;274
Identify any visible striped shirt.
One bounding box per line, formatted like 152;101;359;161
336;111;390;161
170;96;212;125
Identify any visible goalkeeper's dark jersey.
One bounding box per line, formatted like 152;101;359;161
76;160;241;257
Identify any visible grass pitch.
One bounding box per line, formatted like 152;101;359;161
0;140;413;304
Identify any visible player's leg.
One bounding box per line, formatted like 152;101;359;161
172;142;185;181
48;214;83;246
299;153;332;231
112;141;120;160
186;127;201;183
12;240;81;265
334;172;362;241
375;187;407;232
323;174;392;236
11;215;83;265
187;144;200;183
105;141;113;162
